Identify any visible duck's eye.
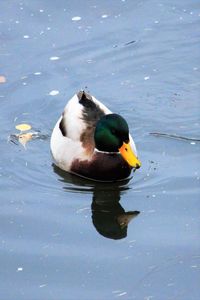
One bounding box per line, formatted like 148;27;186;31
111;129;116;135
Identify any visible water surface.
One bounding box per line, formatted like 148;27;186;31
0;1;200;299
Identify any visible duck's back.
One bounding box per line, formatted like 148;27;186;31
60;91;111;140
50;91;112;172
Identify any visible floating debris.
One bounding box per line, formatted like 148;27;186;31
9;131;48;148
49;90;59;96
116;291;127;297
72;16;81;21
49;56;60;61
39;284;47;288
113;40;137;48
10;123;49;149
101;14;108;18
18;133;34;147
124;40;136;46
0;75;6;83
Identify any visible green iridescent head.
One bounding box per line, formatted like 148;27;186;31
94;114;141;168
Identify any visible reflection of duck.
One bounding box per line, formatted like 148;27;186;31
51;91;141;182
91;184;140;240
54;165;140;240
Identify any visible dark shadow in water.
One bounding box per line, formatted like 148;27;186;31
53;165;140;240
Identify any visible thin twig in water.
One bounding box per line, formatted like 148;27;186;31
150;132;200;142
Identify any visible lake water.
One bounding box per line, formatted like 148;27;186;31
0;0;200;299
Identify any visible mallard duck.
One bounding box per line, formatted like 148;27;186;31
50;91;141;181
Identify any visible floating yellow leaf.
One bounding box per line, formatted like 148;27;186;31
15;123;32;131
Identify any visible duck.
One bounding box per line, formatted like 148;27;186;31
50;91;141;181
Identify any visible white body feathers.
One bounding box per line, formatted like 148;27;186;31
50;92;137;174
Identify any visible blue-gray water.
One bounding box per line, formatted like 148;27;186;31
0;1;200;299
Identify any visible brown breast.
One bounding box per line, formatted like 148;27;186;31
71;152;132;181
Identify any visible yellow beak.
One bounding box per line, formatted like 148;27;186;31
119;142;141;169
